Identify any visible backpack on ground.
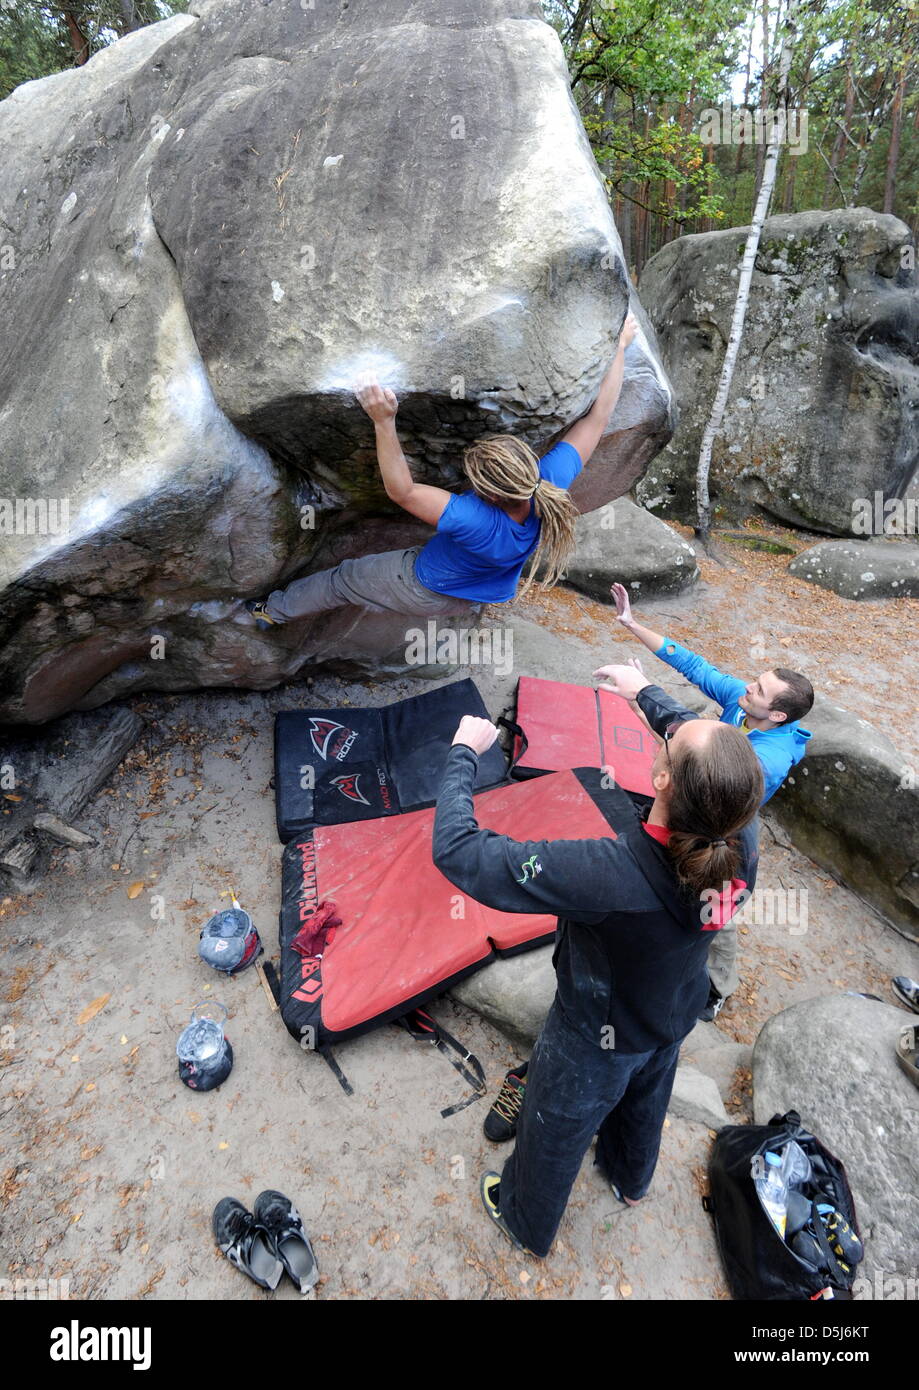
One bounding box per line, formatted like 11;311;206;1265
703;1109;863;1300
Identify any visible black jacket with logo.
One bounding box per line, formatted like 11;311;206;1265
432;686;759;1054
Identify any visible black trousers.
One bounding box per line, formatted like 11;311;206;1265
497;999;683;1258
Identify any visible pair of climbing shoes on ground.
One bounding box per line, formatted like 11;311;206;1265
213;1189;319;1293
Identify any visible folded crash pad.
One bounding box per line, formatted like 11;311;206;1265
278;767;637;1049
511;676;656;798
274;677;507;841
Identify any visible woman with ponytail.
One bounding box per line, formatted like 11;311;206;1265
432;697;762;1260
246;315;638;628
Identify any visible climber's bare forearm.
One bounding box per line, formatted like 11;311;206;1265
621;616;666;655
374;419;414;501
561;343;626;464
374;420;451;526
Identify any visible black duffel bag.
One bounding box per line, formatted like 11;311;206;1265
704;1109;863;1300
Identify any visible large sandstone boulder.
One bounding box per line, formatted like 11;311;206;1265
769;695;919;943
566;496;700;601
788;538;919;599
753;994;919;1284
0;0;675;726
635;209;919;534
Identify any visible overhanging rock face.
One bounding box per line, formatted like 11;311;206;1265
0;0;674;724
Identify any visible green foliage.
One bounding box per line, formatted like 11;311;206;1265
544;0;919;264
0;1;189;100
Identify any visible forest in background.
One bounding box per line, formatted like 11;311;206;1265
1;0;916;276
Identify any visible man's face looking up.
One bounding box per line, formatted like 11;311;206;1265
740;669;789;724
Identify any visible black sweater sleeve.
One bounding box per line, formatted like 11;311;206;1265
635;684;700;740
432;744;617;922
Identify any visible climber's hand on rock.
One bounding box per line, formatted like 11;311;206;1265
611;582;636;627
592;663;651;701
452;715;499;755
356;380;399;423
619;312;638;351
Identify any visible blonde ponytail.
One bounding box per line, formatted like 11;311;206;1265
461;436;578;598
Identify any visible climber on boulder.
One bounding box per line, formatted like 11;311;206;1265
244;315;638;629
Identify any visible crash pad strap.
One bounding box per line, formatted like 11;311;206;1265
495;715;529;774
396;1008;487;1118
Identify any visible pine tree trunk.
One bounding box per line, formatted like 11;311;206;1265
735;15;755;176
883;63;907;214
61;7;90;65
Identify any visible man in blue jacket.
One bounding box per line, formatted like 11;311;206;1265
605;583;813;1020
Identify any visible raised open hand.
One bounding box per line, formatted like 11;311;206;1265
610;582;635;626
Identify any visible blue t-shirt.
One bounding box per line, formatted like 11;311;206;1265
413;440;582;602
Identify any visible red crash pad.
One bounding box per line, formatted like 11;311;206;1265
512;676;656;797
279;767;633;1045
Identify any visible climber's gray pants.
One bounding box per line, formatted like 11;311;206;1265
264;545;480;622
706;922;739;999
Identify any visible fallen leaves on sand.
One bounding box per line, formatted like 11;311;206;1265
76;994;110;1025
137;1267;166;1297
4;968;31;1005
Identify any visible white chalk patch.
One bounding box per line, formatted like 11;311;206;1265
271;281;286;303
60;192;77;218
320;347;408;393
630;320;671;400
77;494;118;531
164;356;219;433
176;128;185;142
323;154;344;167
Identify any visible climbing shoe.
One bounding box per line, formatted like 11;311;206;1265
212;1197;283;1291
892;976;919;1014
253;1189;319;1294
245;600;279;631
479;1172;535;1255
484;1063;528;1142
699;985;726;1022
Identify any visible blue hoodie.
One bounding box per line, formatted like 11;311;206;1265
653;638;812;803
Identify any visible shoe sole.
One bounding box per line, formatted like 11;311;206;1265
892;982;919;1015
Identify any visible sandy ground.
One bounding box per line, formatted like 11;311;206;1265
1;530;918;1301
